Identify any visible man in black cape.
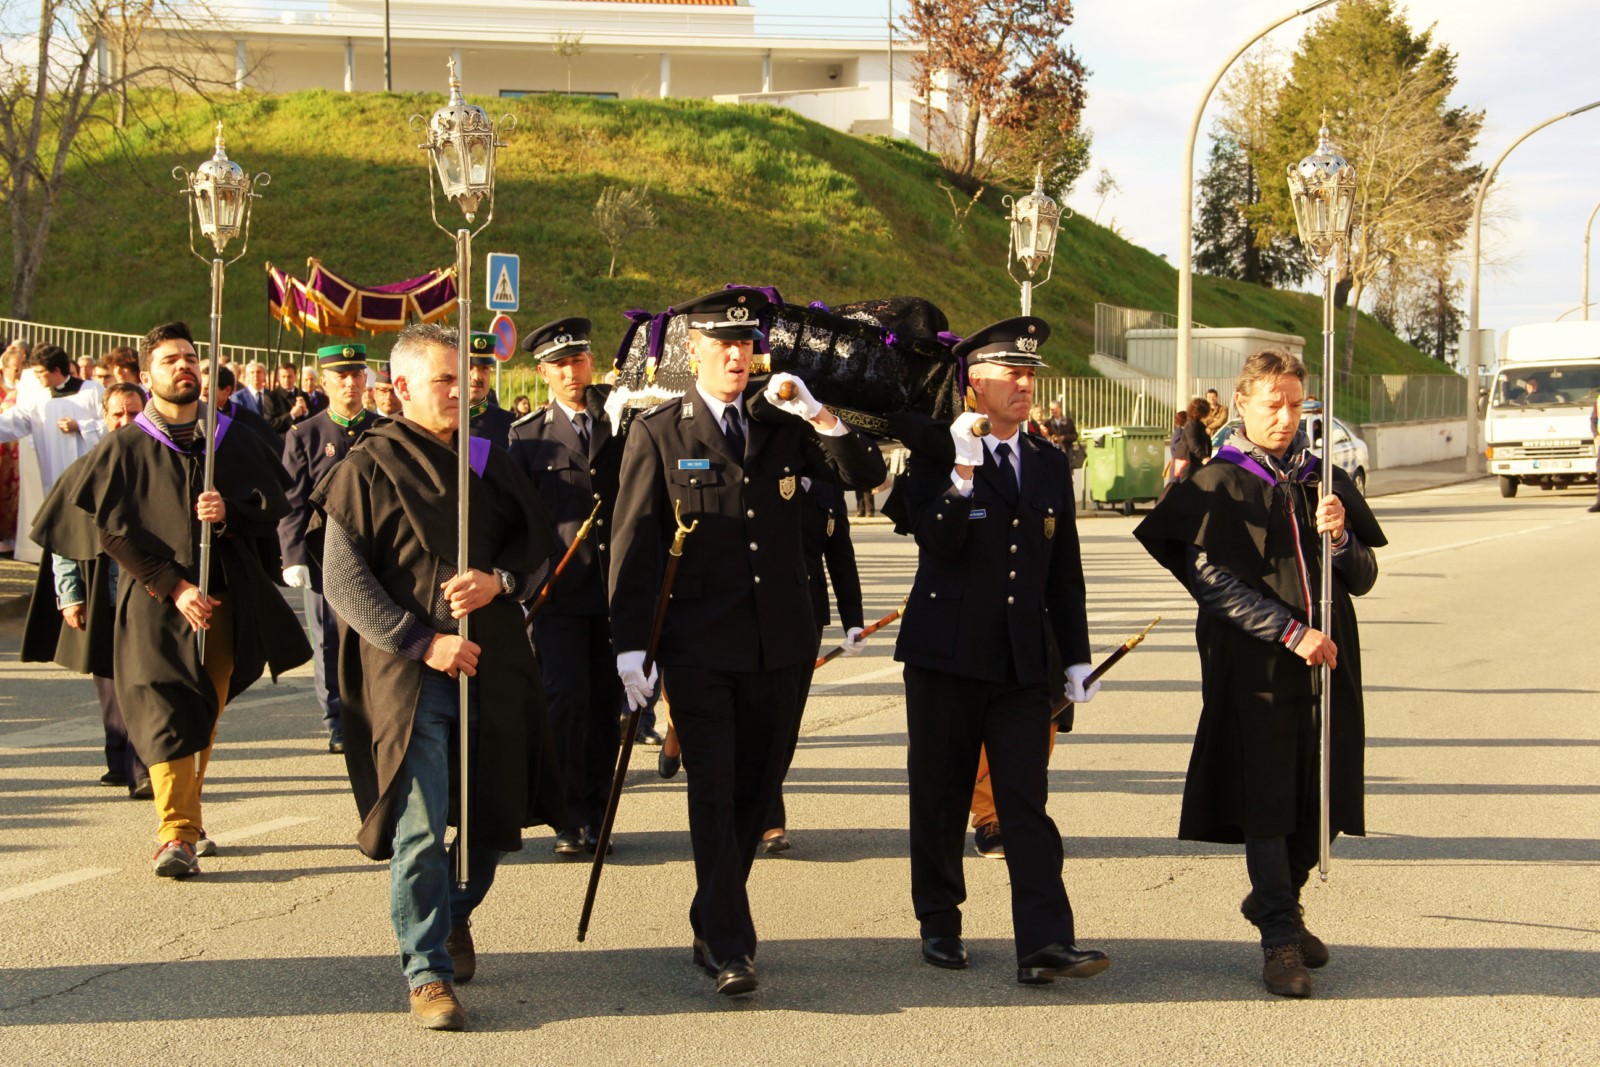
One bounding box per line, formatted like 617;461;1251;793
69;322;310;878
311;321;563;1032
22;382;149;797
1133;349;1385;998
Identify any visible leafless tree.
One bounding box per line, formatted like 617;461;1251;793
552;30;584;95
0;1;241;318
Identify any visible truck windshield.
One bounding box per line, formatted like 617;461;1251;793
1492;365;1600;409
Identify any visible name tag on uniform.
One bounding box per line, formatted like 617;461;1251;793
677;458;711;470
970;509;988;519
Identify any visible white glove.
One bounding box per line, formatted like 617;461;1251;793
766;372;824;420
1064;662;1101;705
282;564;310;589
617;650;659;712
841;626;867;657
950;412;987;468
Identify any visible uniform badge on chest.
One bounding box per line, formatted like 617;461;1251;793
779;474;797;500
1044;512;1056;540
826;514;835;537
324;443;337;457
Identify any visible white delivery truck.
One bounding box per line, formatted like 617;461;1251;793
1484;321;1600;497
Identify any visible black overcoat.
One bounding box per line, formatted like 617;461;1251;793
21;452;114;676
68;414;311;765
1134;444;1387;843
310;417;566;860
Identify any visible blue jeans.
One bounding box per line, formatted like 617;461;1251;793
389;669;503;989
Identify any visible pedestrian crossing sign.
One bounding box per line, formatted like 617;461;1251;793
486;252;519;312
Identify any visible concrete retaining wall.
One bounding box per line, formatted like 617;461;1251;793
1357;417;1468;468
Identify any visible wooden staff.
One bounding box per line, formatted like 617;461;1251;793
525;497;602;625
577;499;698;943
1049;617;1160;722
815;597;908;669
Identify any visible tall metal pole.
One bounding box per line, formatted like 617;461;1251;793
1583;197;1600;321
455;226;472;890
1176;3;1335;408
1020;279;1032;317
197;256;224;661
1317;259;1334;880
1465;100;1600;473
383;0;393;91
886;0;894;130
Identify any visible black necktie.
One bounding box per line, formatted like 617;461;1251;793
723;404;746;458
993;442;1019;502
573;412;590;453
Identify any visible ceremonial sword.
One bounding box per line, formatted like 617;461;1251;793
578;499;698;943
815;598;908;669
1048;617;1160;722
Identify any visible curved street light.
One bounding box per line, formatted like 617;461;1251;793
1176;1;1335;405
1583;197;1600;321
1464;99;1600;473
1004;163;1065;316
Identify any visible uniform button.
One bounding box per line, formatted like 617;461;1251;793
1009;544;1018;554
594;493;601;501
743;477;750;484
1012;519;1020;528
753;575;762;584
936;513;945;521
596;518;605;526
590;468;597;476
690;478;699;486
749;542;758;551
1007;596;1015;605
598;543;606;551
1009;571;1016;579
929;592;938;599
547;464;555;471
746;509;755;518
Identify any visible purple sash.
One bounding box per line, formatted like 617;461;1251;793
1211;443;1320;485
134;410;232;456
468;435;490;478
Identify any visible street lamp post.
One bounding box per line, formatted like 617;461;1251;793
412;57;511;888
1465;100;1600;472
1583;197;1600;321
173;122;268;661
1177;2;1335;407
1003;163;1064;316
1286;117;1356;882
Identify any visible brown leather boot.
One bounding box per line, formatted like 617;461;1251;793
1262;943;1312;998
1241;893;1330;968
409;980;467;1030
446;922;476;983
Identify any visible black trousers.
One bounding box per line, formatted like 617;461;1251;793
308;588;343;732
532;612;622;832
765;661;817;831
1244;827;1323;948
904;664;1072;960
663;661;808;963
96;674;147;784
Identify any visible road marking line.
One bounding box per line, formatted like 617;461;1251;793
0;719;108;749
207;816;314;845
1384;520;1578;563
225;691;314;712
810;663;905;694
0;867;119;905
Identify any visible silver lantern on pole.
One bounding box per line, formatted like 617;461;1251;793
412;57;512;889
1285;114;1356;882
173;121;268;661
1003;163;1064;316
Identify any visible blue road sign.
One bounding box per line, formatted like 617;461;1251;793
486;252;519;312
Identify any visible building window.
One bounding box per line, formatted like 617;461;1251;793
500;89;619;101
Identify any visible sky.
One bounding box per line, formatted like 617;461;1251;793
763;0;1600;340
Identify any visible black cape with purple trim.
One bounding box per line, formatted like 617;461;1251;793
67;412;310;766
21;450;114;676
1133;442;1386;843
308;416;566;860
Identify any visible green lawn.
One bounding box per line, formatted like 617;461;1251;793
12;90;1448;379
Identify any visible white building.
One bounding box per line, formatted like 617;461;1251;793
148;1;929;141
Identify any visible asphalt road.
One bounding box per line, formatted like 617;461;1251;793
0;477;1595;1066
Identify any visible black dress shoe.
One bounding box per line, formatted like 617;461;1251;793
636;727;665;746
715;956;758;996
100;771;128;787
1016;942;1111;984
921;936;968;970
761;833;791;855
553;830;585;856
129;776;154;800
658;750;681;779
327;729;345;754
582;827;613;855
692;937;716;975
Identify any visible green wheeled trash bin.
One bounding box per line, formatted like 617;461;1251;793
1083;425;1167;515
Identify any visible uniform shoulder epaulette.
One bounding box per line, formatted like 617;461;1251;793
639;397;683;421
511;410;540;429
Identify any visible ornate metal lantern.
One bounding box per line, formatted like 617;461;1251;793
1286;117;1357;264
174;121;266;258
1003;163;1065;314
415;57;510;224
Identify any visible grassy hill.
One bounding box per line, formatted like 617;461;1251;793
13;90;1448;380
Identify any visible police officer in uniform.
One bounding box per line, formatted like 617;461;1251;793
279;342;380;753
609;288;886;996
466;332;514;451
894;316;1109;984
507;316;626;857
